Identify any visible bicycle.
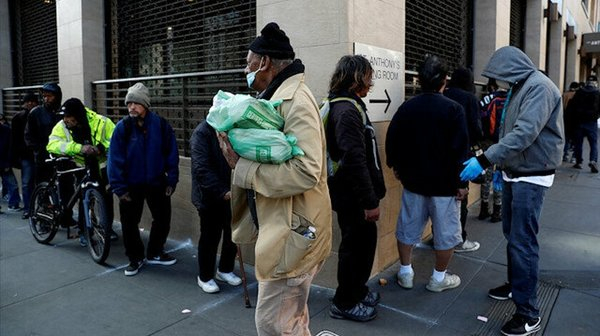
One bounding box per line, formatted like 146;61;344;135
29;155;111;264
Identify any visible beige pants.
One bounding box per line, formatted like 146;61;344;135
255;264;320;336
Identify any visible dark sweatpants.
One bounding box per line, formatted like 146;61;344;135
332;203;378;310
119;185;171;263
197;202;237;282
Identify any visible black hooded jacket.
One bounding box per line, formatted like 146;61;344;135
190;121;231;211
325;93;386;211
566;85;600;124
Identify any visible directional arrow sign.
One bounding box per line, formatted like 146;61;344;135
369;89;391;113
354;43;404;122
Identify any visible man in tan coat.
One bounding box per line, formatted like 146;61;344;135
218;22;332;336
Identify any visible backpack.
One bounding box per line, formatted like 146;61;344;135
122;115;171;156
320;97;367;177
480;92;507;142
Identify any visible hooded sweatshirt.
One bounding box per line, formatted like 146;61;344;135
477;46;564;177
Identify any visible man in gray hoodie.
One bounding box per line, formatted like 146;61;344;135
460;46;564;336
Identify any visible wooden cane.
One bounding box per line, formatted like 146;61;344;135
237;245;251;308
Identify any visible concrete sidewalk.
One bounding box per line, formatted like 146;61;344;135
1;158;599;336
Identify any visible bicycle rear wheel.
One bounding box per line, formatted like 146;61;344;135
83;188;110;264
29;183;59;244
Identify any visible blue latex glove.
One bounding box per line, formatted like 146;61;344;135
493;170;503;191
460;157;484;181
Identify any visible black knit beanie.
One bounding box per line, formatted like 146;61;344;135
61;98;86;121
249;22;295;60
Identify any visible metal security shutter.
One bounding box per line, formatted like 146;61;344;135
510;0;526;49
10;0;59;86
110;0;256;79
405;0;472;72
101;0;255;156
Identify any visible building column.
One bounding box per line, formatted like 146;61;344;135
472;0;510;83
56;0;105;106
525;0;547;69
548;15;566;90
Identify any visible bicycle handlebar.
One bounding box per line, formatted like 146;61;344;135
45;156;72;163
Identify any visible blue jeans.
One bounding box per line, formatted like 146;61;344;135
20;159;35;213
1;169;21;207
502;181;547;319
573;121;598;163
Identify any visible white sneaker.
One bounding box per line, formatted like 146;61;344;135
426;273;461;292
215;271;242;286
396;271;414;289
454;239;480;253
197;277;220;293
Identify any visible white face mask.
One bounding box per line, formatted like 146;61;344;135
496;79;512;90
246;57;265;89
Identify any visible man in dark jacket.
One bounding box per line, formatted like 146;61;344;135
107;82;179;276
11;92;38;218
386;55;468;294
444;67;483;253
190;120;241;293
461;46;564;336
567;75;600;173
24;83;62;184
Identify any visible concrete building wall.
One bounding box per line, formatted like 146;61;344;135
256;0;350;103
347;0;405;273
56;0;105;105
473;0;511;83
0;0;12;116
548;16;567;90
525;0;548;69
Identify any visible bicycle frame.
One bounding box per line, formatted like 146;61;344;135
30;155;112;263
48;157;101;232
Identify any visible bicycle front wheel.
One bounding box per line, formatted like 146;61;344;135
83;189;111;264
29;182;59;244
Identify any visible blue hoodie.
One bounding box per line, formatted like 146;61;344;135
107;111;179;196
477;46;564;176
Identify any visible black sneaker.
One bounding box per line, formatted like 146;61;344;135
589;162;599;174
489;282;512;300
124;260;144;276
109;230;119;241
501;314;541;336
573;163;582;169
329;302;377;322
361;291;381;307
21;212;29;220
147;253;177;266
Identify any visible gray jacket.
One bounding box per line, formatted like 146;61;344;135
478;46;564;177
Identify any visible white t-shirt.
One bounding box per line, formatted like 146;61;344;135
503;172;554;187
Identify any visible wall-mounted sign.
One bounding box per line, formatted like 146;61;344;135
582;32;600;55
354;42;404;122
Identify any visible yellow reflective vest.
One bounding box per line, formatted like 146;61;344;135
47;107;115;167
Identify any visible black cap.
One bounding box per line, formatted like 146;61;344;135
22;92;37;103
586;75;597;82
249;22;295;59
60;98;86;120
